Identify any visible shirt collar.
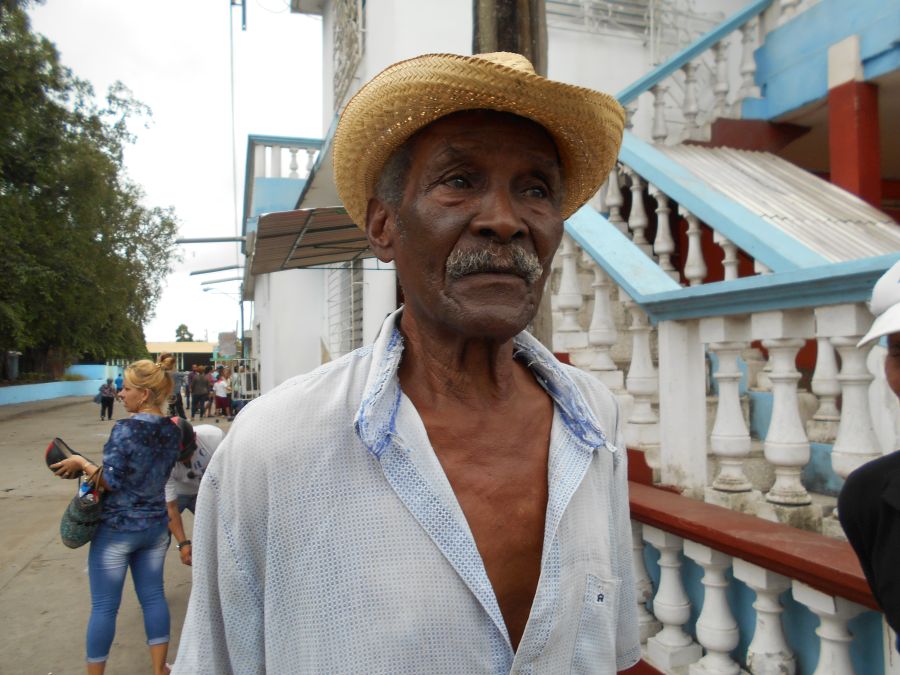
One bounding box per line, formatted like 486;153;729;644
354;308;611;458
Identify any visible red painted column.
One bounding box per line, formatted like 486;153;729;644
828;80;881;208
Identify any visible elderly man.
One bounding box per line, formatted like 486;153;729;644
174;52;638;673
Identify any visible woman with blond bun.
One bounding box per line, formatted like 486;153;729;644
51;353;183;674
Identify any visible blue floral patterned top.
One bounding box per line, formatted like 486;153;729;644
100;413;181;532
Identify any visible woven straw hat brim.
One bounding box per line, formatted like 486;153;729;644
333;53;625;229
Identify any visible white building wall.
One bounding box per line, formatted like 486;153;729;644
253;269;325;393
362;259;397;344
323;0;471;123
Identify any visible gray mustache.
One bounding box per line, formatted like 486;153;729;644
446;247;543;285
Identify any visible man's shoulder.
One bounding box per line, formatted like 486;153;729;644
556;361;620;422
220;346;375;451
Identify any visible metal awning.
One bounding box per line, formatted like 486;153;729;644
249;206;373;273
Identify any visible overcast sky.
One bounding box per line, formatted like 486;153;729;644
29;0;323;342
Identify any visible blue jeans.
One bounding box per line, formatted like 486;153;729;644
86;522;171;663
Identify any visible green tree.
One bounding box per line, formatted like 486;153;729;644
175;324;195;342
0;2;179;375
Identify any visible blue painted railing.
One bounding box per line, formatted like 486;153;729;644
618;134;830;272
616;0;773;105
566;205;900;323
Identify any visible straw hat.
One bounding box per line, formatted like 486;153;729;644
333;52;625;228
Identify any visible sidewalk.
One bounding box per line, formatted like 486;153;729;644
0;397;232;674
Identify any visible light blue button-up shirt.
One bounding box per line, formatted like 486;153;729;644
173;309;640;674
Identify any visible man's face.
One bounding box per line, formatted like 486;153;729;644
374;110;564;341
886;332;900;399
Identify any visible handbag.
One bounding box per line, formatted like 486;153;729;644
60;467;104;548
93;393;102;404
45;437;88;476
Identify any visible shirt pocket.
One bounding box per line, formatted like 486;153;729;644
571;574;620;675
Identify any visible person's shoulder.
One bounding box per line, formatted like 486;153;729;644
844;450;900;493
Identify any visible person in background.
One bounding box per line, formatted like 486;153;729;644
203;366;216;418
169;369;187;419
166;424;225;566
52;354;183;674
114;372;124;395
98;378;116;422
838;259;900;651
189;366;208;420
183;367;193;415
212;373;230;420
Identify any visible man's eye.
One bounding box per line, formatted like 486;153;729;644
443;176;470;189
525;185;548;199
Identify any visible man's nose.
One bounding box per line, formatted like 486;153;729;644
469;187;527;243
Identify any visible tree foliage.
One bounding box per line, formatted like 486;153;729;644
0;2;179;374
175;324;194;342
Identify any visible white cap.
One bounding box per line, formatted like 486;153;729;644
858;259;900;346
194;424;225;455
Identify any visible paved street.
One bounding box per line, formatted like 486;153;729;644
0;397;232;674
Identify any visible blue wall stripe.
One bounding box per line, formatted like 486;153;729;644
744;0;900;120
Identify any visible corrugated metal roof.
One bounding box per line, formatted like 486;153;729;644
249;206;373;274
658;145;900;262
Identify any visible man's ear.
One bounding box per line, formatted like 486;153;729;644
365;197;398;263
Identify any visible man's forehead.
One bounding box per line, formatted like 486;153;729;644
411;110;562;166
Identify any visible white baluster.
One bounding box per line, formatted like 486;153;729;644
650;185;678;281
606;165;627;234
625;168;651;255
587;265;624;391
306;148;317;172
732;559;796;675
778;0;800;26
645;527;703;670
792;581;864;675
553;235;587;353
736;18;760;107
651;83;669;144
752;310;815;506
269;144;282;177
714;231;740;281
631;521;661;643
712;41;729;120
288;148;300;178
684;542;740;675
624;298;659;451
701;317;752;493
590;179;608;214
830;338;881;475
253;144;266;177
807;318;841;444
754;260;772;275
683;62;700;140
681;207;707;286
625;100;638;132
816;304;881;482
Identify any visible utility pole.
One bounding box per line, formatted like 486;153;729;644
473;0;554;349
